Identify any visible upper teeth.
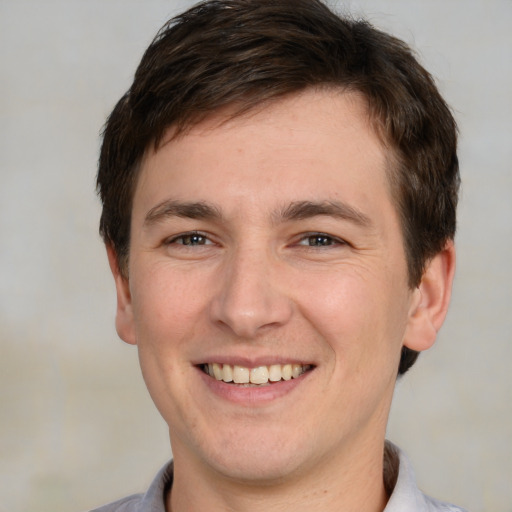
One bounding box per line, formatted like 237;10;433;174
205;363;309;385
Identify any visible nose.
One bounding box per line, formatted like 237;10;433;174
209;248;293;338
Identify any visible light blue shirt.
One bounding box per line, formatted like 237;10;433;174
89;443;468;512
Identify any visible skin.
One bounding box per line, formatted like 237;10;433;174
108;89;455;512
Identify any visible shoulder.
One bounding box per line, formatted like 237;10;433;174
422;491;469;512
88;460;174;512
384;442;468;512
89;493;143;512
422;493;468;512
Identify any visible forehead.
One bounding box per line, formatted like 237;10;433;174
134;89;394;222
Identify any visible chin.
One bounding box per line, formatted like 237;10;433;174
189;425;313;484
209;452;306;485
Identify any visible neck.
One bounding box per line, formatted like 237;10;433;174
167;438;389;512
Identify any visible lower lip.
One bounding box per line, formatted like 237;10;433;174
197;367;312;405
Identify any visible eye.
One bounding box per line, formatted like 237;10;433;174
166;231;213;246
296;233;345;247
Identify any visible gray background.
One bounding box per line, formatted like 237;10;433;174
1;1;511;511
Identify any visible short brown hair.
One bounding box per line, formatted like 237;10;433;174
97;0;459;375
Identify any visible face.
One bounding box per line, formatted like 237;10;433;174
112;89;428;484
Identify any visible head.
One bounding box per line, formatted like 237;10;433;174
98;0;458;375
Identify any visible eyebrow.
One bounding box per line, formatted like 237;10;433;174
276;200;372;227
143;198;372;229
144;199;223;227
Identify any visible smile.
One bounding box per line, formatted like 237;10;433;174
202;363;313;385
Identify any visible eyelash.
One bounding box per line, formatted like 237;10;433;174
165;231;346;248
295;232;346;248
165;231;213;247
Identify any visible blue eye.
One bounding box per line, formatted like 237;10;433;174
297;233;344;247
169;232;212;246
304;234;336;247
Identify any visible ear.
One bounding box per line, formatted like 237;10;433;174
106;245;137;345
403;241;456;352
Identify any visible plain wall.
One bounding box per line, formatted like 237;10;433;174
1;1;511;511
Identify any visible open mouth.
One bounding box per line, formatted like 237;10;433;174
200;363;313;386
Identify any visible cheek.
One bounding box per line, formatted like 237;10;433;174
298;268;407;368
130;262;210;343
129;266;204;418
298;269;375;336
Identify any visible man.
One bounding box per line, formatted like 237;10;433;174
93;0;465;510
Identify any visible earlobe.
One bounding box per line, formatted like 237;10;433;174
403;241;456;352
106;245;137;345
